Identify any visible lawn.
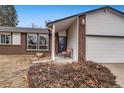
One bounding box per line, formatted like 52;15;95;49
0;55;33;88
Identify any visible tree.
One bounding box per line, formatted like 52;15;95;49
0;6;4;26
0;5;19;27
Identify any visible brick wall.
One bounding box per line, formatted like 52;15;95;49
78;15;86;61
0;33;50;55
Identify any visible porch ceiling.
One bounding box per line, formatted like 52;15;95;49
53;17;77;32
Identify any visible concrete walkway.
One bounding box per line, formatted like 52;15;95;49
101;63;124;88
55;56;73;63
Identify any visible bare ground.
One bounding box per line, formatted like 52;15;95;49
0;55;34;88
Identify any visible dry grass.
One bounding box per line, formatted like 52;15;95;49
0;55;34;88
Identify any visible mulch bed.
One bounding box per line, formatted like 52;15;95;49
28;61;120;88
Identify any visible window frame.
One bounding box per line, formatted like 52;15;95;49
26;33;38;51
26;33;49;51
38;34;49;51
0;33;12;45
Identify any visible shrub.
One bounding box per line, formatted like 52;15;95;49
28;61;120;88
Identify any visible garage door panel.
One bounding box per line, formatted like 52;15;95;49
86;36;124;63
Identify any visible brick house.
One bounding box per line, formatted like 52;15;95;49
1;6;124;63
47;6;124;63
0;26;50;54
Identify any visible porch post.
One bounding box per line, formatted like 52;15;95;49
51;25;55;61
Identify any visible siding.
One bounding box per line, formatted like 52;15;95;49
67;19;78;61
86;36;124;63
58;30;66;36
86;9;124;63
86;10;124;36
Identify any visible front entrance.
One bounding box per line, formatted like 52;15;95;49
58;36;67;53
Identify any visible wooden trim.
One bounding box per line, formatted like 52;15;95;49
86;34;124;38
26;49;49;52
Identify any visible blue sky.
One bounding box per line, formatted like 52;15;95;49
15;5;124;28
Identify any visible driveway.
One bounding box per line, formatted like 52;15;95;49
0;55;33;88
101;63;124;88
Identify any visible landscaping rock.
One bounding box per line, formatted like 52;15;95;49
28;61;120;88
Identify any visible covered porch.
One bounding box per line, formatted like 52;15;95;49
48;16;80;62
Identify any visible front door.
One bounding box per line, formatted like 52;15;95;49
58;36;66;53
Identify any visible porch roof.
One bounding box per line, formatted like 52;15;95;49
49;16;77;32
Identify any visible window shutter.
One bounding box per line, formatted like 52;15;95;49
12;33;21;45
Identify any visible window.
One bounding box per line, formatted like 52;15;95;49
27;34;37;50
38;34;49;51
27;33;49;51
0;33;11;45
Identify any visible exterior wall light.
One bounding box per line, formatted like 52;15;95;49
82;18;85;25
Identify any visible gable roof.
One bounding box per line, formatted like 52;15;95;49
47;6;124;26
0;26;49;33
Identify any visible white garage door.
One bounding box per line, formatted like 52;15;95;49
86;36;124;63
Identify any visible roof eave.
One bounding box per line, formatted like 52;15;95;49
47;6;124;26
47;13;85;26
